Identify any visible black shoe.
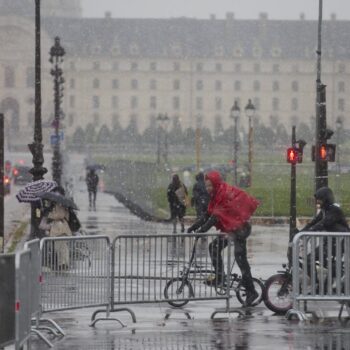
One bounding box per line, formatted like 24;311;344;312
244;290;259;307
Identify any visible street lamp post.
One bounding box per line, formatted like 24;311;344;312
156;114;170;166
195;115;203;172
49;37;65;186
245;99;255;187
29;0;48;239
335;116;343;201
230;101;240;186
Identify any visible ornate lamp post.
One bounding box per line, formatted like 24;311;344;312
195;114;203;172
245;99;255;187
49;37;65;186
230;101;240;186
29;0;47;238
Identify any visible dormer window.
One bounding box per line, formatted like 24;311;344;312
271;47;282;57
233;47;244;57
130;44;139;56
215;46;224;57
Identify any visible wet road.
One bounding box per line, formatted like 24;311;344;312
27;175;350;350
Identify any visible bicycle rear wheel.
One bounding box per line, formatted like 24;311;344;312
236;278;265;306
164;277;194;307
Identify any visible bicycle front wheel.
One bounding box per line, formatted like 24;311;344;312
263;273;293;314
164;278;194;307
236;278;265;306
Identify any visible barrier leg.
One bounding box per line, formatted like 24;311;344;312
90;306;136;327
36;318;65;336
31;329;53;348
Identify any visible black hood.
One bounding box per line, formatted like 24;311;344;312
314;187;334;208
195;172;205;182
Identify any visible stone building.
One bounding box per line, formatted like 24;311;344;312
0;0;349;145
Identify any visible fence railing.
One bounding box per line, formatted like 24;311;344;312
287;232;350;321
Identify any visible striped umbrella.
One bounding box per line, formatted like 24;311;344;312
16;179;58;203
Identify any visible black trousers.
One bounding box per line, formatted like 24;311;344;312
208;223;256;292
88;190;97;206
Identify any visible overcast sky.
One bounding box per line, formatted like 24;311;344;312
82;0;349;20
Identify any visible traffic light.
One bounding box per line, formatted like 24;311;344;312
311;144;336;162
287;148;299;164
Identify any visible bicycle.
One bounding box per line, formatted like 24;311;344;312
164;236;265;307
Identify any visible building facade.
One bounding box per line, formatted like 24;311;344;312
0;1;349;144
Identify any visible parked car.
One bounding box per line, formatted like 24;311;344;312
13;165;32;185
3;175;11;195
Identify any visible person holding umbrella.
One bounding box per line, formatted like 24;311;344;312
39;191;80;270
85;167;99;210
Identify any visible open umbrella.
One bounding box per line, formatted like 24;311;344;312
38;191;79;210
16;179;57;203
86;164;105;171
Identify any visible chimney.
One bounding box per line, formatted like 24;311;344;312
105;11;112;19
300;13;305;20
210;14;216;20
330;13;337;21
226;12;234;20
259;12;268;20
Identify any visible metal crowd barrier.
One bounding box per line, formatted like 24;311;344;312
92;233;238;324
40;235;111;313
287;232;350;321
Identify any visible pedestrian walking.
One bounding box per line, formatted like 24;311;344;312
187;170;260;306
191;172;210;218
167;174;189;233
85;168;99;210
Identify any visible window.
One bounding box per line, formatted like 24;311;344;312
131;96;138;109
272;81;279;92
112;96;118;109
338;98;345;112
93;62;100;70
253;80;260;92
272;64;280;73
291;98;298;111
150;62;157;71
173;62;180;71
196;63;203;72
93;96;100;109
173;96;180;110
292;81;299;92
196;97;203;110
93;113;99;125
150;96;156;109
69;96;75;108
196;80;203;91
235;63;241;73
131;79;138;90
338;81;345;93
68;114;74;127
150;79;157;90
215;80;222;91
215;63;222;72
93;78;100;89
215;97;222;111
26;67;34;88
272;97;279;111
173;80;180;90
339;63;346;73
112;62;119;71
69;79;75;89
234;81;241;91
131;62;138;71
112;79;119;89
4;66;15;88
254;63;260;73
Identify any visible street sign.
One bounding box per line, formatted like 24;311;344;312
50;132;64;146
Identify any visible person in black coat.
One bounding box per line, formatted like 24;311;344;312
191;172;210;218
85;169;99;209
167;174;188;233
301;186;349;268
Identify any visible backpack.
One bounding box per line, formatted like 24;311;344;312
67;209;81;232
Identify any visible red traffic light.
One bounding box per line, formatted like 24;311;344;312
311;144;336;162
287;148;299;164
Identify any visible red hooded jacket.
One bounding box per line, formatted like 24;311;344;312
206;171;259;233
